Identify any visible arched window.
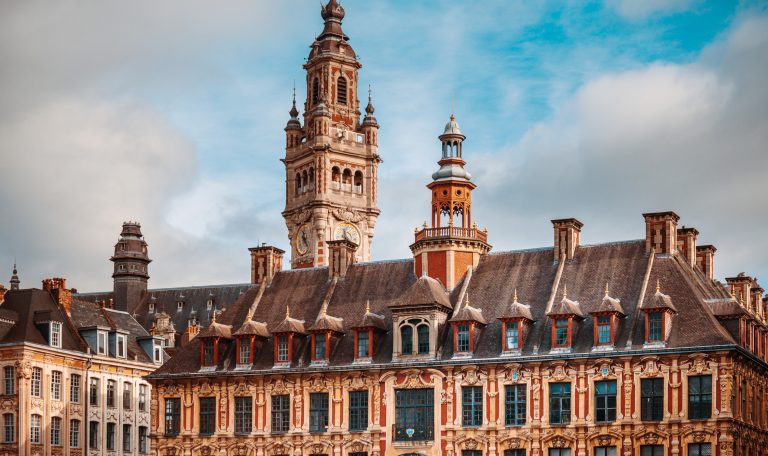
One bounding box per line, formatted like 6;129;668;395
312;78;319;105
401;326;413;355
331;166;341;190
337;76;348;105
309;167;315;185
353;171;363;194
301;170;308;193
342;168;352;191
295;173;301;196
417;324;430;354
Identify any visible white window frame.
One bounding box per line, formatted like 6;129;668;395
116;334;127;358
30;414;41;444
97;331;107;355
31;367;42;397
50;416;62;446
69;419;80;448
50;321;62;348
139;384;147;412
51;370;62;401
70;374;81;403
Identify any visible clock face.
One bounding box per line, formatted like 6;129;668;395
295;224;312;255
334;222;360;245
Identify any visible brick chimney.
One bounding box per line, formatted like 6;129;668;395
726;273;752;310
42;277;73;316
695;245;716;280
327;239;357;279
552;218;583;260
249;244;285;285
676;227;698;268
643;211;680;255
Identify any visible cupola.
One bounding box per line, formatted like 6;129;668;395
590;284;624;349
233;318;270;368
351;301;386;363
449;294;486;357
547;286;584;352
308;307;344;364
197;313;232;370
640;280;677;346
272;306;306;367
498;289;534;355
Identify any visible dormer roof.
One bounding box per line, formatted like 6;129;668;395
198;315;232;339
233;319;270;338
352;301;387;331
450;295;487;324
592;285;624;315
641;281;678;313
309;308;344;333
547;287;584;318
273;306;306;334
390;275;451;310
498;290;534;321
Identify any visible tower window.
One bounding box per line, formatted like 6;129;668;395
342;168;352;191
354;171;363;194
331;166;341;190
312;77;319;105
337;76;348;105
417;324;430;354
400;326;412;354
295;173;302;195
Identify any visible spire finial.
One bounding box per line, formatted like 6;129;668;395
656;279;661;293
604;282;610;297
513;288;519;304
562;284;568;300
464;293;470;308
285;305;290;319
450;96;455;121
365;300;370;314
368;84;372;103
211;311;217;324
321;306;327;317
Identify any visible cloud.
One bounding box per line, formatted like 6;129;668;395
606;0;698;20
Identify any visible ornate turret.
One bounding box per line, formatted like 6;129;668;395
111;222;151;312
410;113;491;290
9;263;20;291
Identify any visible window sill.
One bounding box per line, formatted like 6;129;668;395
501;350;522;357
199;366;217;373
550;347;572;354
234;364;252;370
273;362;291;369
349;428;368;433
393;440;434;448
591;345;615;352
452;352;472;359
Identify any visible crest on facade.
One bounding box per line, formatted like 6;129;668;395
458;365;485;385
682;353;711;374
290;208;313;226
265;440;292;456
332;206;366;223
268;376;293;394
228;443;252;456
307;374;332;392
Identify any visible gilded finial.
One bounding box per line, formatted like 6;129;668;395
365;300;370;314
285;305;290;319
604;282;610;297
211;311;217;324
562;284;568;300
450;96;455;120
513;288;519;304
656;279;661;293
464;293;470;308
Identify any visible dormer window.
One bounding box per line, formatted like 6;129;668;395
449;295;487;356
272;306;306;367
277;335;289;362
148;302;154;313
389;275;452;360
499;290;534;355
505;321;520;349
50;321;62;348
596;316;611;344
153;340;163;364
202;340;214;366
647;312;663;342
206;299;213;310
417;324;429;354
313;334;327;360
116;334;126;358
308;308;344;364
97;331;107;355
640;281;677;346
591;286;624;349
401;326;412;354
554;319;570;347
456;324;470;352
233;319;271;368
357;331;368;357
197;314;232;370
351;302;386;363
176;301;183;312
239;341;250;364
547;286;584;352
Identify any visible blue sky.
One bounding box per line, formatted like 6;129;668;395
1;0;767;291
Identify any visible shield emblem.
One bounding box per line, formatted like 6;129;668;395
406;428;415;438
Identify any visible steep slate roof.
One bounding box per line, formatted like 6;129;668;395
151;240;743;378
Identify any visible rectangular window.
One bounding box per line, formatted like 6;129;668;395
70;374;81;403
640;445;664;456
687;443;712;456
239;341;250;364
31;367;42;397
154;342;163;363
89;378;99;406
50;321;62;348
123;424;131;451
30;414;41;444
314;334;327;360
457;324;470;352
165;398;181;436
417;325;430;354
51;416;61;445
235;396;252;435
357;331;369;358
549;382;571;425
106;422;115;451
3;413;14;443
123;383;132;410
506;321;519;349
203;340;214;366
3;366;14;395
309;392;329;432
117;334;126;358
595;380;617;423
594;447;616;456
554;319;569;347
505;384;526;426
51;370;62;400
688;375;712;420
462;386;483;427
139;384;148;412
549;450;571;456
69;419;80;448
641;378;664;421
505;451;526;456
349;390;368;431
107;380;116;408
98;331;107;354
648;313;663;341
199;397;216;435
464;451;482;456
597;315;611;344
89;421;99;449
271;395;290;433
139;426;148;453
394;388;434;442
277;335;289;362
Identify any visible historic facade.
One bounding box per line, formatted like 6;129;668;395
144;4;768;456
0;278;165;456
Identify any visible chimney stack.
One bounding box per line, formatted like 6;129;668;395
327;239;357;279
726;273;752;311
695;245;716;280
552;218;583;260
676;227;698;268
249;245;285;286
42;277;72;316
643;211;680;255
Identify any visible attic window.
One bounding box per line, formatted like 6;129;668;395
596;316;612;345
356;330;369;358
97;331;107;355
553;319;570;348
313;334;327;361
177;301;183;312
148;303;154;313
276;335;290;362
647;312;663;342
505;321;520;350
202;340;215;366
50;322;62;348
206;299;213;310
456;324;470;352
337;76;348;105
116;334;127;358
153;340;163;364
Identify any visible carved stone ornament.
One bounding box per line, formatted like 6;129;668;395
461;366;482;385
15;360;32;379
692;431;708;443
463;439;479;450
231;444;250;456
198;381;213;396
551;437;567;448
596;435;613;446
307;375;331;392
641;433;660;445
291;208;313;226
310;443;325;455
332;207;366;223
504;438;522;449
199;446;212;456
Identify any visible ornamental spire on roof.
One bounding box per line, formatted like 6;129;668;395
9;262;20;291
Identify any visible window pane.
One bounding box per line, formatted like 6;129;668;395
349;390;369;431
549;382;571;424
271;395;290;433
462;386;483;427
417;325;430;354
199;397;216;435
401;326;413;354
505;384;526;426
394;388;434;442
309;393;329;432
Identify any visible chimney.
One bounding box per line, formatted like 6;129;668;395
726;273;752;310
676;227;698;268
249;245;285;285
42;277;73;316
643;211;680;255
750;285;763;318
695;245;716;280
327;239;357;279
552;218;583;260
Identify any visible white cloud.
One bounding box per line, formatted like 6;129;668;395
606;0;698;20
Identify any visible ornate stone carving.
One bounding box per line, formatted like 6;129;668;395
332;207;366;223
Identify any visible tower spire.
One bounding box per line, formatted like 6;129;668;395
10;262;20;291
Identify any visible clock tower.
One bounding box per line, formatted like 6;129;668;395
282;0;381;269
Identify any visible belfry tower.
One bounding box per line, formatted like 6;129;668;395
111;222;151;312
282;0;381;269
410;115;491;290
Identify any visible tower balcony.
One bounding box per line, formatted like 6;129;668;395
413;226;488;244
